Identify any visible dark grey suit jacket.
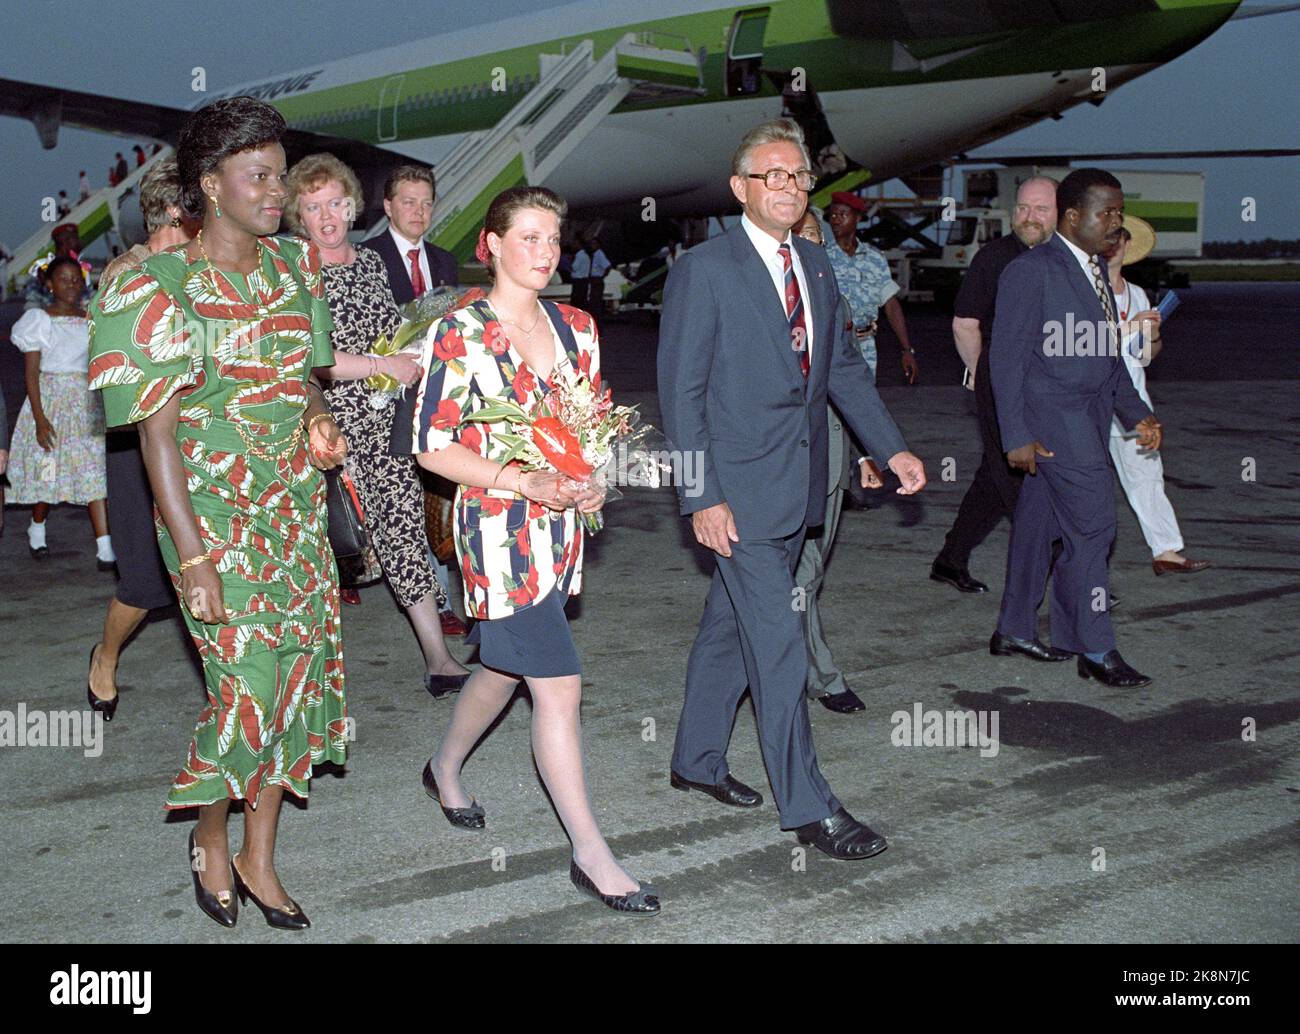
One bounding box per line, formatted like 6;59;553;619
657;223;908;540
990;233;1152;468
359;231;458;304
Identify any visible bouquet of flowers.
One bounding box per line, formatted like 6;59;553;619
466;373;671;532
366;286;486;409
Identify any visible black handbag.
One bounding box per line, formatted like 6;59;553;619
324;466;368;560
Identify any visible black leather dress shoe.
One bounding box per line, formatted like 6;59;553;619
1077;650;1151;688
30;545;49;560
570;860;661;916
817;689;865;714
188;829;237;928
930;559;988;593
96;559;117;573
231;855;309;930
989;631;1072;662
422;760;486;829
670;771;763;807
795;808;888;860
424;671;469;699
87;643;118;723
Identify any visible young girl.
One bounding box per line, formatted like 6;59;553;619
8;256;112;566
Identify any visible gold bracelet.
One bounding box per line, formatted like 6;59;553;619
178;552;212;574
305;412;332;436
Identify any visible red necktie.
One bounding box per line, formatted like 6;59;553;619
407;247;426;298
778;243;810;378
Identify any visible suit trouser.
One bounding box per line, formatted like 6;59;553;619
936;348;1023;568
1108;436;1184;557
996;460;1118;655
673;526;842;829
797;480;848;699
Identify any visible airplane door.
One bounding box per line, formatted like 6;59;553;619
377;73;405;142
726;8;770;96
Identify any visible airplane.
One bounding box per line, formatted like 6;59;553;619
2;0;1293;273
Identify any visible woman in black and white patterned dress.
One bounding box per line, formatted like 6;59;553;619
286;154;469;696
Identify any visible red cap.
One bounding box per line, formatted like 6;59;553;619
52;222;79;235
828;191;866;213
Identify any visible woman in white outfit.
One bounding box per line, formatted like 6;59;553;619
1104;217;1209;577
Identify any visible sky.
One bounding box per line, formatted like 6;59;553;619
1;0;1295;256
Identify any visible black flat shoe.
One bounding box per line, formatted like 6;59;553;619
188;829;237;928
422;759;485;829
670;771;763;807
989;631;1072;662
30;545;49;560
87;643;118;722
424;671;469;699
96;559;117;573
1077;650;1151;688
930;560;989;593
818;689;865;713
231;855;310;930
570;859;660;916
794;807;888;860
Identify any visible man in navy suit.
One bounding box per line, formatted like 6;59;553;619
359;164;458;304
989;169;1162;688
657;119;926;860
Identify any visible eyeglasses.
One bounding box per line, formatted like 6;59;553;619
747;169;817;192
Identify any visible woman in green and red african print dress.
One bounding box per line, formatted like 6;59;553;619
88;98;347;931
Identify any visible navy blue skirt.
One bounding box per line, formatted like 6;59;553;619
467;589;581;678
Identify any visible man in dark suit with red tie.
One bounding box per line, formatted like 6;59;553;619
362;164;465;635
359;165;458;303
658;119;927;861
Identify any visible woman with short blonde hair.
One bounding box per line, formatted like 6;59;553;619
286;152;470;697
284;152;364;237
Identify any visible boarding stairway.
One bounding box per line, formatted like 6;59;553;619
6;146;176;293
426;32;703;262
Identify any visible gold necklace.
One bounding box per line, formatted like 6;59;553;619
495;298;543;335
196;230;303;461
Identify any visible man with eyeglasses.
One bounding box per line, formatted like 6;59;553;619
658;118;926;862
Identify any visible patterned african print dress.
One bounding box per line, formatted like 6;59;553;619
88;235;348;809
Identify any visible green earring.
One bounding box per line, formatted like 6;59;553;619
210;196;221;218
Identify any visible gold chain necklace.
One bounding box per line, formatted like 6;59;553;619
496;299;544;335
195;230;303;461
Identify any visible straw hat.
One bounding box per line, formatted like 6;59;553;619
1121;214;1156;265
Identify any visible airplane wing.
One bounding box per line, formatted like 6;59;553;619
0;76;428;228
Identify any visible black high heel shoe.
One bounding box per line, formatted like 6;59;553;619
422;760;485;829
569;860;661;916
231;855;310;930
87;644;119;722
188;829;237;928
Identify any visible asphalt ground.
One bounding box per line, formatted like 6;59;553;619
0;283;1296;945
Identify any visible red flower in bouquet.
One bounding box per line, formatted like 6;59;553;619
531;416;593;481
433;325;467;362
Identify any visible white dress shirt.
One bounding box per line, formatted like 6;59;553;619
740;213;813;361
389;226;431;297
1059;232;1117;351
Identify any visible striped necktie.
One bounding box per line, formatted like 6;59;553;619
1089;257;1118;354
777;243;810;378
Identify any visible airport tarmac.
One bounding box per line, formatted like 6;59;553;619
0;284;1296;944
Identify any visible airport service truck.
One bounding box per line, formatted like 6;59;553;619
886;166;1205;305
